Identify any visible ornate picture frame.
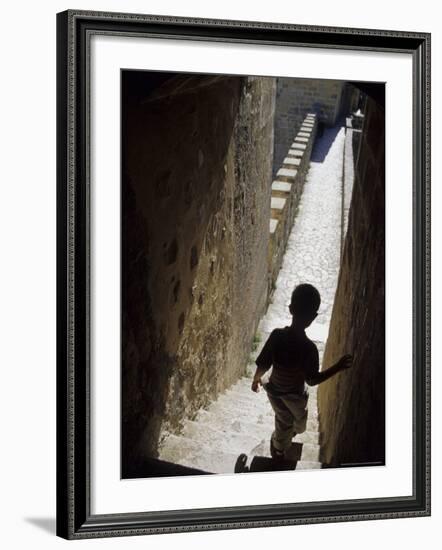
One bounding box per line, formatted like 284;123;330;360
56;9;430;539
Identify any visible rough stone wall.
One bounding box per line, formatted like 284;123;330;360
317;91;385;467
121;73;275;472
273;78;346;174
229;76;277;387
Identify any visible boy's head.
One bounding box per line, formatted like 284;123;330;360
289;284;321;328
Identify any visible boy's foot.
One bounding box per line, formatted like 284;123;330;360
234;453;250;473
270;439;285;461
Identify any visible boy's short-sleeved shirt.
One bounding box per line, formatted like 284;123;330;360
256;327;319;395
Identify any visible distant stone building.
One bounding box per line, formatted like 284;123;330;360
273;78;359;175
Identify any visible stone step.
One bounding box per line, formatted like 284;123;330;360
202;400;274;424
272;180;292;193
307;418;320;432
282;157;301;167
248;438;321;463
223;379;265;393
160;433;322;474
194;411;320;446
159;434;244;474
182;420;264;454
232;375;258;387
271;196;287;211
294;136;309;143
226;376;319;398
288;149;304;158
269;218;278;234
298;442;321;462
271;191;291;201
215;395;274;417
197;403;319;435
195;408;272;432
225;380;265;392
296;461;322;470
226;383;319;405
276;167;298;181
223;387;318;420
215;391;271;411
291;142;307;151
196;409;273;431
294;431;320;445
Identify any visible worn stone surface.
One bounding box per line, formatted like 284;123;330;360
121;73;276;472
283;157;301;167
268;115;318;297
269;115;316;296
264;125;345;337
291;143;307;151
317;91;385;467
272;181;291;192
159;375;321;473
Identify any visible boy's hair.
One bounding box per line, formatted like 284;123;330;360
290;284;321;315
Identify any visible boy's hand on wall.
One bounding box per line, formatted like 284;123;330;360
337;354;353;371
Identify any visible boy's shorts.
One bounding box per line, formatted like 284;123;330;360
264;384;309;452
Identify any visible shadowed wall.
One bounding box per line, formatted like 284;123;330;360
121;73;275;474
317;87;385;467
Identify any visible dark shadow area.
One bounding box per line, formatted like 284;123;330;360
122;71;242;473
121;70;275;479
322;460;384;469
122;70;178;103
234;442;305;473
318;83;385;467
24;517;56;535
310;120;345;163
284;441;303;462
250;456;297;472
123;456;212;478
235;453;297;472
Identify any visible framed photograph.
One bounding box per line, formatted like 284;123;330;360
56;9;430;539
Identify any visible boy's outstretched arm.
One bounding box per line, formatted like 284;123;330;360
306;354;353;386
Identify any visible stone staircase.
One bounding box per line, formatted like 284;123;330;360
158;359;322;473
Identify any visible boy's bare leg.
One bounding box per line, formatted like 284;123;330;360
280;394;308;435
267;394;297;456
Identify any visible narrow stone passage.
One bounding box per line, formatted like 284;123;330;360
159;124;346;474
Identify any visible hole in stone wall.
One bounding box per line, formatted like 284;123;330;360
190;246;199;270
164;239;178;265
178;313;185;334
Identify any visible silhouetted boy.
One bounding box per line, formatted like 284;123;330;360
252;283;352;460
